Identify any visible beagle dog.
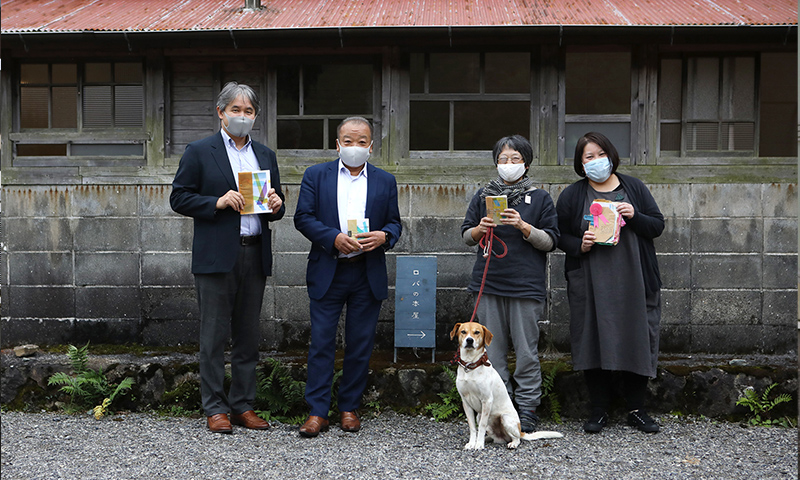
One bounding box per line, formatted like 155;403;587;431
450;322;563;450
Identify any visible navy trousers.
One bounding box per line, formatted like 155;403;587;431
305;260;382;418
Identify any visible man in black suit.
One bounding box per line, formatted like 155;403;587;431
170;82;285;434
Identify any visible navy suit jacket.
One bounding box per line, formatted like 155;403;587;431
294;160;402;301
170;132;286;276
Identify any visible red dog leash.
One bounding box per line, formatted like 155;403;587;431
468;226;508;323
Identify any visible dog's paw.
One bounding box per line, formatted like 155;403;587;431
463;443;475;450
506;440;520;449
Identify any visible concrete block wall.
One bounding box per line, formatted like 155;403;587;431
1;182;796;354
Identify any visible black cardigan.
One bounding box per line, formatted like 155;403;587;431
556;173;665;295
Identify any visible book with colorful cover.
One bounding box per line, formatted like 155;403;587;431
238;170;272;215
347;218;370;239
485;195;508;226
586;199;625;245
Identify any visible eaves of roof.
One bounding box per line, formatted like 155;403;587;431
1;0;797;34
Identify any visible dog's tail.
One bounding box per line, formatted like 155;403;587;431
520;431;564;441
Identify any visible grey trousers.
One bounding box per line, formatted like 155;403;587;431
195;243;266;416
475;293;544;410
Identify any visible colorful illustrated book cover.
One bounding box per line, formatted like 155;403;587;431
238;170;272;215
347;218;370;239
586;199;624;245
485;195;508;226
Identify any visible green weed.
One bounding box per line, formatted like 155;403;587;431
539;361;566;424
253;358;307;423
736;383;794;427
47;343;134;418
424;368;464;422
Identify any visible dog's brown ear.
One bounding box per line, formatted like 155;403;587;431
449;323;462;340
482;325;493;346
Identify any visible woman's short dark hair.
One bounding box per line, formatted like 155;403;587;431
573;132;620;177
216;82;260;116
492;135;533;167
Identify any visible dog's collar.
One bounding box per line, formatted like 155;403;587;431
451;350;491;371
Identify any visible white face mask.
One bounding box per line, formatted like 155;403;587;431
338;140;372;168
497;163;526;183
223;112;255;138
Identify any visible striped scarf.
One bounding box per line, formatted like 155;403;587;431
479;176;534;207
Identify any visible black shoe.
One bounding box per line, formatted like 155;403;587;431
627;410;659;433
583;411;608;433
519;410;540;433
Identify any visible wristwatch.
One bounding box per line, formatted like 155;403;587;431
384;231;390;244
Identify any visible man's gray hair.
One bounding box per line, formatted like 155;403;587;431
336;116;373;139
216;82;260;116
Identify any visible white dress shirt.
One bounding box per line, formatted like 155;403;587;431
221;128;261;236
337;159;368;258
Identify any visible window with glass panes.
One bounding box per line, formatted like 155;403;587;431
17;61;144;158
276;63;374;150
564;51;631;161
657;54;794;158
409;52;532;151
20;62;143;130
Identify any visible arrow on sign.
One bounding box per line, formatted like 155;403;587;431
407;331;426;339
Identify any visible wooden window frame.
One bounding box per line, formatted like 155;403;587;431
658;53;766;165
562;47;634;165
267;56;383;164
11;59;147;167
406;51;536;163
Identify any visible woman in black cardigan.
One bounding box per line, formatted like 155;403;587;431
556;132;664;434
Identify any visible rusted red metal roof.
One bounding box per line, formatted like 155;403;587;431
2;0;796;33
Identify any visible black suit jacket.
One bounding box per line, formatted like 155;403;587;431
170;132;286;276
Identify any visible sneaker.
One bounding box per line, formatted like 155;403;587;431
583;411;608;433
627;410;659;433
519;410;540;433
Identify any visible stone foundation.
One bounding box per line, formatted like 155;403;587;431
2;349;796;421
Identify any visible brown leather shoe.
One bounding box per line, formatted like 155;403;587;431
207;413;233;434
231;410;269;430
299;415;329;438
340;411;361;432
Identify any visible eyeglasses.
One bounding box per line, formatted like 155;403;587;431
497;155;524;164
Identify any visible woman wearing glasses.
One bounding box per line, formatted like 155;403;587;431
460;134;560;433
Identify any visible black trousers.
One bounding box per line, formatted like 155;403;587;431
195;243;266;416
584;369;649;413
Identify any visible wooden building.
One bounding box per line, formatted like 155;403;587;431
1;0;797;354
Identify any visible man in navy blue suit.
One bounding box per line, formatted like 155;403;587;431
294;117;402;437
170;82;285;434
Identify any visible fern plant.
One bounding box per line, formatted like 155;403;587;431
328;368;344;417
48;343;134;417
736;383;793;427
539;361;564;424
253;358;307;424
425;368;464;421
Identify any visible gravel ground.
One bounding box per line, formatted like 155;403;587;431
1;411;796;480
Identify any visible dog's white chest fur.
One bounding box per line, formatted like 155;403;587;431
457;364;515;416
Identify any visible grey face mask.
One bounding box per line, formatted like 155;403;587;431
223;112;255;138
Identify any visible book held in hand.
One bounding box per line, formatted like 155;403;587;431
238;170;272;215
347;218;370;239
485;195;508;226
586;199;625;245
